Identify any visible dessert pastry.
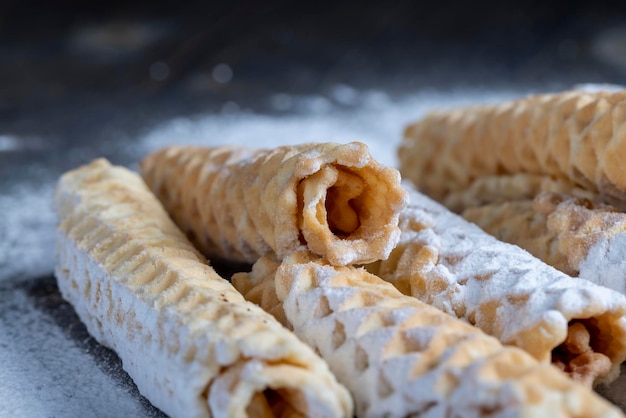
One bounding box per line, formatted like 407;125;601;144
399;90;626;203
464;191;626;296
141;142;408;266
233;251;624;417
365;184;626;386
440;173;599;213
54;159;352;418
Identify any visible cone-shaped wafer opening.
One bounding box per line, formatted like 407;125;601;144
246;389;307;418
324;168;365;236
208;360;350;418
140;142;406;266
298;166;365;239
295;145;408;265
553;317;626;387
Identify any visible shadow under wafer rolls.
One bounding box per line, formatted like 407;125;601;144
141;142;408;266
366;183;626;387
54;159;353;418
233;251;624;418
400;90;626;203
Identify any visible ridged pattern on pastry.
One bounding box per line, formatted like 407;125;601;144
400;90;626;202
54;158;353;418
233;251;625;418
141;142;407;266
366;184;626;386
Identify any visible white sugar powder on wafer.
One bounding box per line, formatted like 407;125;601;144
368;183;626;386
580;233;626;295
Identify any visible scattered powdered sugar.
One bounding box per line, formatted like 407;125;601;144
0;183;57;284
0;289;155;417
136;88;523;168
573;83;626;93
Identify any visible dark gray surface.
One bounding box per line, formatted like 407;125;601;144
3;3;626;416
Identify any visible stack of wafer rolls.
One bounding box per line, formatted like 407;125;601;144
232;251;625;418
141;142;408;266
399;89;626;301
54;159;353;418
365;183;626;387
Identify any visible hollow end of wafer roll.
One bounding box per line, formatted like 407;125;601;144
370;186;626;388
514;300;626;387
259;251;626;418
55;158;354;418
294;142;408;265
553;315;626;387
209;360;344;418
140;143;406;266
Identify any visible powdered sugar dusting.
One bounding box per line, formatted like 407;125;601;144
0;289;154;417
0;184;56;283
136;88;523;168
375;183;626;366
580;233;626;295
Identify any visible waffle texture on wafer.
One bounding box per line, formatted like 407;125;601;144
141;142;408;266
366;184;626;386
54;159;353;418
441;173;600;213
400;90;626;202
464;191;626;296
233;251;625;418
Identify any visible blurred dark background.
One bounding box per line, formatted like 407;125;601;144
3;0;626;120
0;0;626;164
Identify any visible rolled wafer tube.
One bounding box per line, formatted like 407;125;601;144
441;173;600;213
365;183;626;386
232;252;625;418
141;142;408;266
400;90;626;202
54;159;353;418
463;191;626;296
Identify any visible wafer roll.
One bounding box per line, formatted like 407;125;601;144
400;90;626;202
233;252;624;418
441;173;599;213
54;159;352;418
365;184;626;386
464;191;626;296
141;142;407;266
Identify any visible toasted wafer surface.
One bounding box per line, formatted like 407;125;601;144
54;158;352;418
442;173;600;213
141;142;407;265
233;251;625;418
400;90;626;202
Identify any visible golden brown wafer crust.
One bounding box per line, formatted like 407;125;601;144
54;159;353;418
442;173;599;213
233;251;625;418
141;142;407;266
400;90;626;202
